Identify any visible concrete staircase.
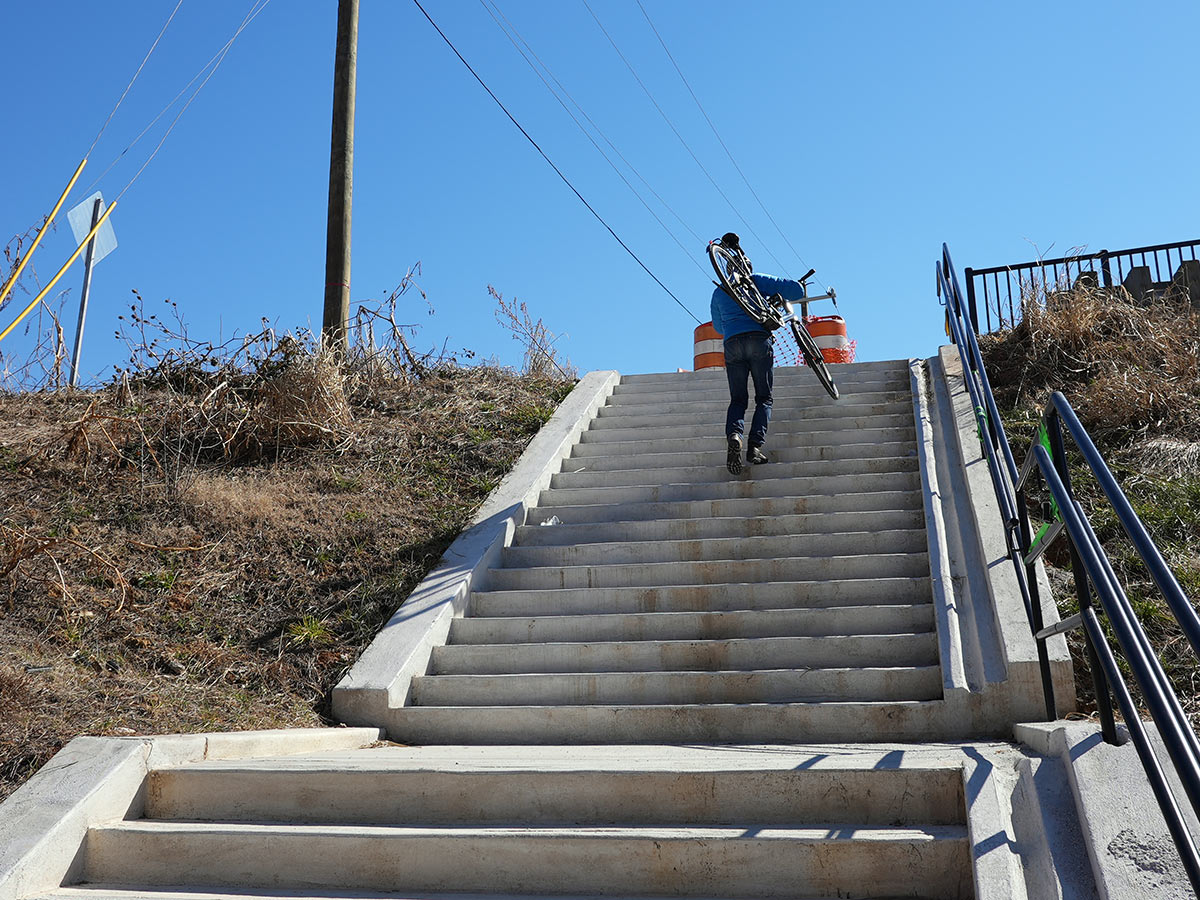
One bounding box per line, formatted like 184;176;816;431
7;358;1128;900
388;360;954;745
45;744;977;900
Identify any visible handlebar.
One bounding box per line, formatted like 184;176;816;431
803;288;836;304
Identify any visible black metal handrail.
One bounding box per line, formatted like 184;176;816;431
964;238;1200;332
939;242;1200;893
937;247;1057;720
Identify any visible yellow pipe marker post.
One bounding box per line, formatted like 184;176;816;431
0;201;117;344
0;159;88;311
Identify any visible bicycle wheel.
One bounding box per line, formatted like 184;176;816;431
790;318;840;400
708;242;779;327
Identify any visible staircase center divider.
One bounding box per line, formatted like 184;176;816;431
939;242;1200;892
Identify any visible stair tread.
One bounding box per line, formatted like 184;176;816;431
537;474;922;507
475;576;931;593
512;515;927;549
94;819;966;840
561;444;918;471
44;890;943;900
460;605;932;623
440;632;934;649
497;550;927;569
549;461;919;488
506;528;928;553
404;699;943;710
414;667;943;705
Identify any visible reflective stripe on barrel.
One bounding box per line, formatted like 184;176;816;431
804;315;854;363
694;322;725;370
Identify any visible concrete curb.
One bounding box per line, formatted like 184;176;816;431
332;370;620;728
910;357;967;696
936;344;1074;719
0;727;381;899
1015;721;1193;899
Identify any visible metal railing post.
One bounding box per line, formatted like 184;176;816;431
1014;482;1057;720
1045;408;1118;744
964;267;978;333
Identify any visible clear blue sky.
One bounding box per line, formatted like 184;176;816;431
4;1;1199;384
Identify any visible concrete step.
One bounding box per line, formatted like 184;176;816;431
604;385;911;410
82;820;969;899
549;454;918;489
616;360;911;390
485;552;931;592
470;576;933;617
590;399;913;430
385;700;958;745
416;666;940;707
525;489;923;526
412;665;942;706
562;438;917;472
514;508;925;547
536;469;921;508
502;528;929;567
579;412;915;444
140;751;966;826
43;885;954;900
431;633;939;675
450;604;934;644
570;424;917;456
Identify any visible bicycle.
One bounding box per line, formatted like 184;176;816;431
707;234;840;400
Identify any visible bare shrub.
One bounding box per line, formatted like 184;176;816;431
982;278;1200;727
254;342;351;446
490;286;576;380
981;284;1200;447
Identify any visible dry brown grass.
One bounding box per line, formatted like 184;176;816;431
980;282;1200;725
0;358;573;800
980;284;1200;448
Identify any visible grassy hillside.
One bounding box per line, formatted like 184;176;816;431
978;285;1200;721
0;335;572;799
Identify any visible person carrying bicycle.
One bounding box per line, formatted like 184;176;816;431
710;233;808;475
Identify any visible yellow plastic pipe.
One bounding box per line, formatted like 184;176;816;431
0;158;88;311
0;201;116;344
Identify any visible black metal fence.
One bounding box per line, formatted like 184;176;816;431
939;243;1200;892
965;238;1200;332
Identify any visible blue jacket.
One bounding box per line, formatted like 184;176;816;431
710;273;806;339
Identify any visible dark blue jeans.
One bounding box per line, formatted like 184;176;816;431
723;331;773;447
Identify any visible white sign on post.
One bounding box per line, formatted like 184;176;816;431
67;192;117;263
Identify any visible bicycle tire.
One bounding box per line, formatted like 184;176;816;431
708;242;780;328
791;318;840;400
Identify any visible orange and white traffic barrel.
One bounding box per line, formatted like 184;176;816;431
805;315;855;364
693;322;724;370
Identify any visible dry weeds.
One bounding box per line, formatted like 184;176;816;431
980;282;1200;725
0;348;573;800
980;284;1200;448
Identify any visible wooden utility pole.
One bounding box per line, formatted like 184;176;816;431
322;0;359;352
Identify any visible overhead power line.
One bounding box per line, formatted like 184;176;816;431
411;0;702;324
480;0;709;280
86;0;185;158
113;0;273;202
635;0;826;291
82;0;273;200
581;0;790;277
